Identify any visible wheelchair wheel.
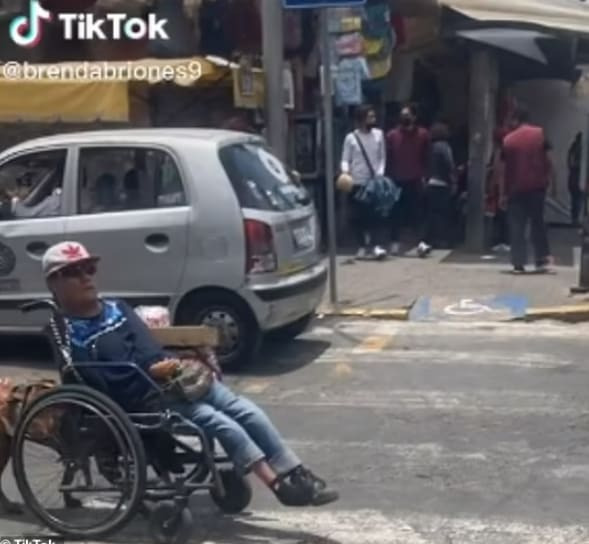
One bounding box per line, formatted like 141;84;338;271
210;468;253;514
12;385;147;540
150;501;194;544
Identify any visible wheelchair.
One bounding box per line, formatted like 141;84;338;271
11;299;252;544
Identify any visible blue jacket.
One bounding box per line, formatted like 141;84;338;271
66;299;168;410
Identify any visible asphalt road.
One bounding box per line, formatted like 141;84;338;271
2;318;589;543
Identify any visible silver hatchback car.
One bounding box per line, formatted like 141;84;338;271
0;129;327;369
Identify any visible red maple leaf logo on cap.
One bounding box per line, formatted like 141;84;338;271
61;244;84;260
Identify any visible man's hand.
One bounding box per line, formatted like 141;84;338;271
149;359;181;380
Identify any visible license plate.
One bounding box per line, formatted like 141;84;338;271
293;224;314;250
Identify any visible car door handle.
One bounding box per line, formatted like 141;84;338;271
145;233;169;252
26;241;49;258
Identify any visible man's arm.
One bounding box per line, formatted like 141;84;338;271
376;131;386;176
340;134;353;174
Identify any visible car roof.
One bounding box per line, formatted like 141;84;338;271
4;128;263;154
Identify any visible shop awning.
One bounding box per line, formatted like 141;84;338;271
0;56;234;123
439;0;589;35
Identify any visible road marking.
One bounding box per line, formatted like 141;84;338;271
353;335;392;352
240;380;272;394
256;389;580;416
146;509;589;544
330;320;589;339
307;348;573;369
444;298;503;316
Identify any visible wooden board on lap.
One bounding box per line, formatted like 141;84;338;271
151;326;218;348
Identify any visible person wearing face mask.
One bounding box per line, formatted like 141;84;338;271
386;104;430;255
340;105;388;260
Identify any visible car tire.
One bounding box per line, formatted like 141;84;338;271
178;292;261;372
267;312;315;342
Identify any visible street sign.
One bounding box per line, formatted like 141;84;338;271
409;294;529;322
283;0;365;8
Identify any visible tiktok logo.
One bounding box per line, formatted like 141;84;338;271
9;0;52;48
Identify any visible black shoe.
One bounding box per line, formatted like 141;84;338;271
512;266;526;275
272;476;314;507
288;466;339;506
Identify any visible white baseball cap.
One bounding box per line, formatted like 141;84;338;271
42;241;100;278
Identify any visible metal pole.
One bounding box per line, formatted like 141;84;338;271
466;49;495;253
261;0;287;161
320;8;338;306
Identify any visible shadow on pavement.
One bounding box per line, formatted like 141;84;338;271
249;338;331;377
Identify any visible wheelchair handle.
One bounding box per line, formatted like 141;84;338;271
19;299;60;314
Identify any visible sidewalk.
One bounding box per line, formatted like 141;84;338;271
321;228;586;313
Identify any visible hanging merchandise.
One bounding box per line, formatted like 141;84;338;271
334;32;364;57
285;11;303;53
327;7;364;33
199;0;230;57
335;57;370;106
362;1;394;81
225;0;261;54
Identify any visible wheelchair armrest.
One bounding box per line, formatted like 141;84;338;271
72;361;165;397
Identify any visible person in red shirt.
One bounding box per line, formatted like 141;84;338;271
386;104;430;255
502;105;554;274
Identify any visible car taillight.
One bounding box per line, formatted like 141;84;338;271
244;219;277;274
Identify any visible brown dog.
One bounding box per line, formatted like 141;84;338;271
0;377;59;514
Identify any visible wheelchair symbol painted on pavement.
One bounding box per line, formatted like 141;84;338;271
444;298;502;317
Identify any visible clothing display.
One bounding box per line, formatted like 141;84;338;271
335;57;370;106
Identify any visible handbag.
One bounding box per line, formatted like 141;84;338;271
162;355;215;403
352;132;401;217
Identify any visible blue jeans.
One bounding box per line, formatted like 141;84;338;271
168;381;301;476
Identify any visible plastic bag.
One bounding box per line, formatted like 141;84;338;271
135;306;170;329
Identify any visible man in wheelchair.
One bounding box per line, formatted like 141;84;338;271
40;241;338;508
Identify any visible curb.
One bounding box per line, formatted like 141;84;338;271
319;304;589;323
524;305;589;323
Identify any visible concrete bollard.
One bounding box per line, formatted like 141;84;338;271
571;220;589;293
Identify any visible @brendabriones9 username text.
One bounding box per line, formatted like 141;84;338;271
1;60;203;82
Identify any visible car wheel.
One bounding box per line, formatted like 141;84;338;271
267;313;315;342
179;292;261;371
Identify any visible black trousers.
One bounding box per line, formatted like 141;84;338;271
423;185;452;248
349;188;387;249
391;179;423;243
508;190;550;268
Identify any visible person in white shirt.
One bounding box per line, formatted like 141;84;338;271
340;105;387;260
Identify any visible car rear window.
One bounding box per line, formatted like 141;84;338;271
219;143;311;211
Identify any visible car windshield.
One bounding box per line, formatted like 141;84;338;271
219;143;311;211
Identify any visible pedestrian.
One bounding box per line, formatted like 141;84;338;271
567;131;583;227
502;104;554;274
488;128;510;252
417;121;456;257
340;104;388;260
386;103;430;255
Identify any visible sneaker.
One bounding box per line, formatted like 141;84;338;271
373;246;387;260
389;243;400;256
288;466;339;507
417;242;431;258
512;266;526;275
356;248;367;260
272;477;314;507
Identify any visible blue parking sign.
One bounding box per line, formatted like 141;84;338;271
283;0;365;8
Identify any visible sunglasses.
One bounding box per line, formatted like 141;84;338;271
56;262;97;279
